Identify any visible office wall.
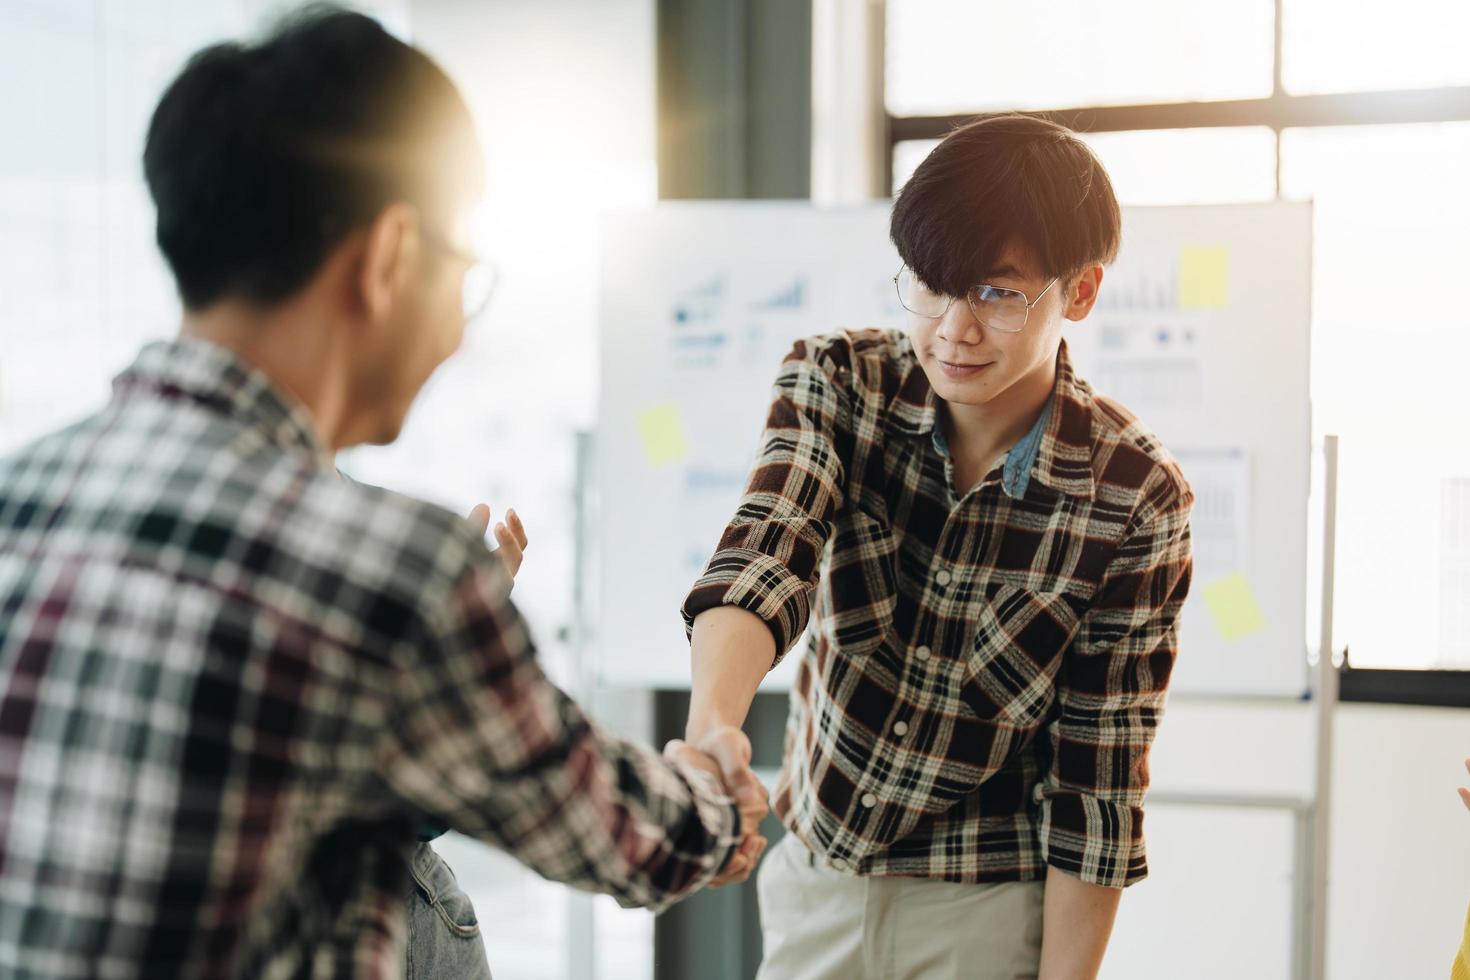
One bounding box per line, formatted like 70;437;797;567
1112;699;1470;979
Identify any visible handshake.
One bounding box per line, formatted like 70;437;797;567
664;725;771;887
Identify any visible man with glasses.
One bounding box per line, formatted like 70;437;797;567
681;114;1195;978
0;9;766;978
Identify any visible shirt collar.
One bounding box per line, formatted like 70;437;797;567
112;336;332;467
888;336;1096;500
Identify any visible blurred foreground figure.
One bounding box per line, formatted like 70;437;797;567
0;8;765;977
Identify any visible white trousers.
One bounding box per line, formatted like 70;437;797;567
755;834;1045;980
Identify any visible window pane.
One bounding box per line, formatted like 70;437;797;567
886;0;1274;116
1283;0;1470;95
1082;128;1277;206
893;128;1278;206
890;138;938;193
1280;122;1470;669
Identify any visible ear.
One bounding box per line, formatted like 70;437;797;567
1063;265;1104;323
356;203;420;325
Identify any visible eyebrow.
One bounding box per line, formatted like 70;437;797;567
978;265;1025;283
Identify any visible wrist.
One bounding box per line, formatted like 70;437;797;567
685;712;738;744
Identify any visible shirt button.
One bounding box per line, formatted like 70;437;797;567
892;721;909;737
861;793;878;808
914;645;932;661
934;568;952;586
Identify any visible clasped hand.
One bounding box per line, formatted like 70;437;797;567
663;727;770;886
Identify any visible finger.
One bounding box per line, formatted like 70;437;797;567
494;524;524;577
1464;758;1470;777
736;774;769;819
663;740;721;784
507;508;528;549
466;504;491;536
1460;786;1470;813
719;854;749;880
711;859;752;888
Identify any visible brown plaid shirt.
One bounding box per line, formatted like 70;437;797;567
683;329;1193;888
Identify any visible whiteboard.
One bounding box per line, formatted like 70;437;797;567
596;201;1312;697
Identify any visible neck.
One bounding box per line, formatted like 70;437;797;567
943;348;1058;464
181;297;352;452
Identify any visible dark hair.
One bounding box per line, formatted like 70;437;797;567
143;5;483;310
889;114;1121;296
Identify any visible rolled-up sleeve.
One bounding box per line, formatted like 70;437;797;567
378;551;742;913
1037;486;1194;888
681;340;850;665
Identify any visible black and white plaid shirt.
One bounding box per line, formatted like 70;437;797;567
684;330;1193;888
0;337;739;978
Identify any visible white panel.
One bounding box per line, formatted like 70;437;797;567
1103;805;1297;979
597;202;1313;697
1326;704;1470;980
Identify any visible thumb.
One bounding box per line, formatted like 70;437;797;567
466;504;491;536
702;730;759;804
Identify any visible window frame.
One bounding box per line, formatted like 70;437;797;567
883;0;1470;705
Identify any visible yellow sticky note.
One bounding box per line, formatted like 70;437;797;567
1202;572;1266;642
637;404;688;467
1179;246;1229;310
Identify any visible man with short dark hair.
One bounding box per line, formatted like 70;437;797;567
0;8;765;977
682;114;1195;978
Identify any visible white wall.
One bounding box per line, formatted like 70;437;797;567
1103;699;1470;979
1327;703;1470;978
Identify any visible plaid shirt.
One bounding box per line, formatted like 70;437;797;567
683;330;1193;889
0;338;739;979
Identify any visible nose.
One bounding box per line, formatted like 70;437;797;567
934;294;983;346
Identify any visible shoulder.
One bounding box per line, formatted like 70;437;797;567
260;468;495;637
303;472;484;588
1082;382;1194;525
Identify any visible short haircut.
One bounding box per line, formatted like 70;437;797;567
889;114;1121;296
143;5;484;310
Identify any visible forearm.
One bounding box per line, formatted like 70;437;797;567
685;606;774;741
1038;865;1122;980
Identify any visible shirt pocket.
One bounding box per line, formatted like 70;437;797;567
962;585;1083;731
822;507;900;659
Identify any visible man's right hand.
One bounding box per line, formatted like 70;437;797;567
664;725;769;886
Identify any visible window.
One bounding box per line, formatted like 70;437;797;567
1280;122;1470;670
1080;128;1278;206
894;129;1279;204
885;0;1275;116
1282;0;1470;94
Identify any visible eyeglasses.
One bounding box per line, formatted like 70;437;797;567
893;265;1058;334
422;223;499;322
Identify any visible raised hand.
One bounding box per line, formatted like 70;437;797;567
664;725;770;887
466;504;528;579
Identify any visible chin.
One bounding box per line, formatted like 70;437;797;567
372;423;406;446
920;362;994;406
357;414;407;446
